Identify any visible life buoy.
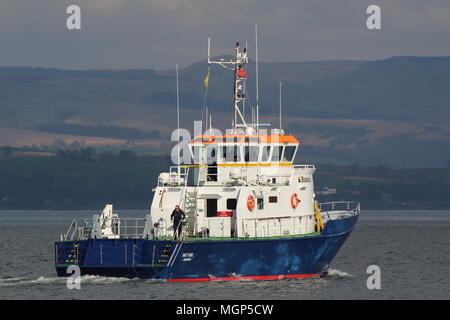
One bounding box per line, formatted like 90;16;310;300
290;193;300;209
247;195;256;211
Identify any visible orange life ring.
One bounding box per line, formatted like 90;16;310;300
247;195;256;211
290;193;300;209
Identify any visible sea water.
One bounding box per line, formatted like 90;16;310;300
0;209;449;299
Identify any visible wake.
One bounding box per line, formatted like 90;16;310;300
0;275;142;287
322;268;352;279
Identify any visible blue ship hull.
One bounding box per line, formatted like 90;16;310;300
55;215;357;281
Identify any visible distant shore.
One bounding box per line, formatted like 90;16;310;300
0;153;448;211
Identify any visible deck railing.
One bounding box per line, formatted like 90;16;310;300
116;218;147;238
61;217;148;241
318;201;360;220
166;164;300;186
60;201;360;241
62;219;78;241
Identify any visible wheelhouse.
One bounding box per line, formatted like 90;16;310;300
188;132;299;186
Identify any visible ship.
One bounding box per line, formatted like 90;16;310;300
55;38;360;282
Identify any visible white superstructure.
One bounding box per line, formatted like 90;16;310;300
148;41;323;240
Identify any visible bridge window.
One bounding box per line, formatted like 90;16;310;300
244;146;259;162
261;146;271;162
271;146;283;162
191;146;201;164
283;146;296;162
206;146;218;165
221;145;241;162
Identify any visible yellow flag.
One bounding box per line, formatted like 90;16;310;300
203;67;210;90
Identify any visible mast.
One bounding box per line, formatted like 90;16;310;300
176;64;180;169
232;44;238;128
208;38;249;132
243;41;248;120
255;22;259;135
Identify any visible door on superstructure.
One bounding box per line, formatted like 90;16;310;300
206;199;218;217
227;198;237;236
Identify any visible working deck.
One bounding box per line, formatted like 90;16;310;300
60;201;360;242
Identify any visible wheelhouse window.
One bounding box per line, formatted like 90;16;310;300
271;146;283;162
283;146;296;162
261;146;271;162
244;146;259;162
206;146;218;165
221;145;241;162
191;146;201;164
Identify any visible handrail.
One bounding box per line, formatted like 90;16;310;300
60;201;359;241
168;166;190;186
166;163;306;187
318;201;360;216
240;215;315;238
63;219;77;241
293;164;316;169
61;217;148;240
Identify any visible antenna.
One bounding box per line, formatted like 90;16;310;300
176;64;180;170
252;107;255;126
205;107;208;131
279;81;282;129
208;37;211;63
243;41;248;120
255;22;259;135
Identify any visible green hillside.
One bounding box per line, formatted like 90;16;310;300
0;156;164;209
282;57;450;123
0;56;449;168
0;155;448;210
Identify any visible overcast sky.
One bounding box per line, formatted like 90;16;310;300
1;0;449;70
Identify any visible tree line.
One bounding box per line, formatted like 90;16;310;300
55;147;171;165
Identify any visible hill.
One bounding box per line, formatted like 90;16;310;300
0;56;449;167
0;155;448;210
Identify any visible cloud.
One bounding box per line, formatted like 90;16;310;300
78;0;128;13
0;0;449;69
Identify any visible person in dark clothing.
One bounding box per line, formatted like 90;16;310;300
170;205;186;239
